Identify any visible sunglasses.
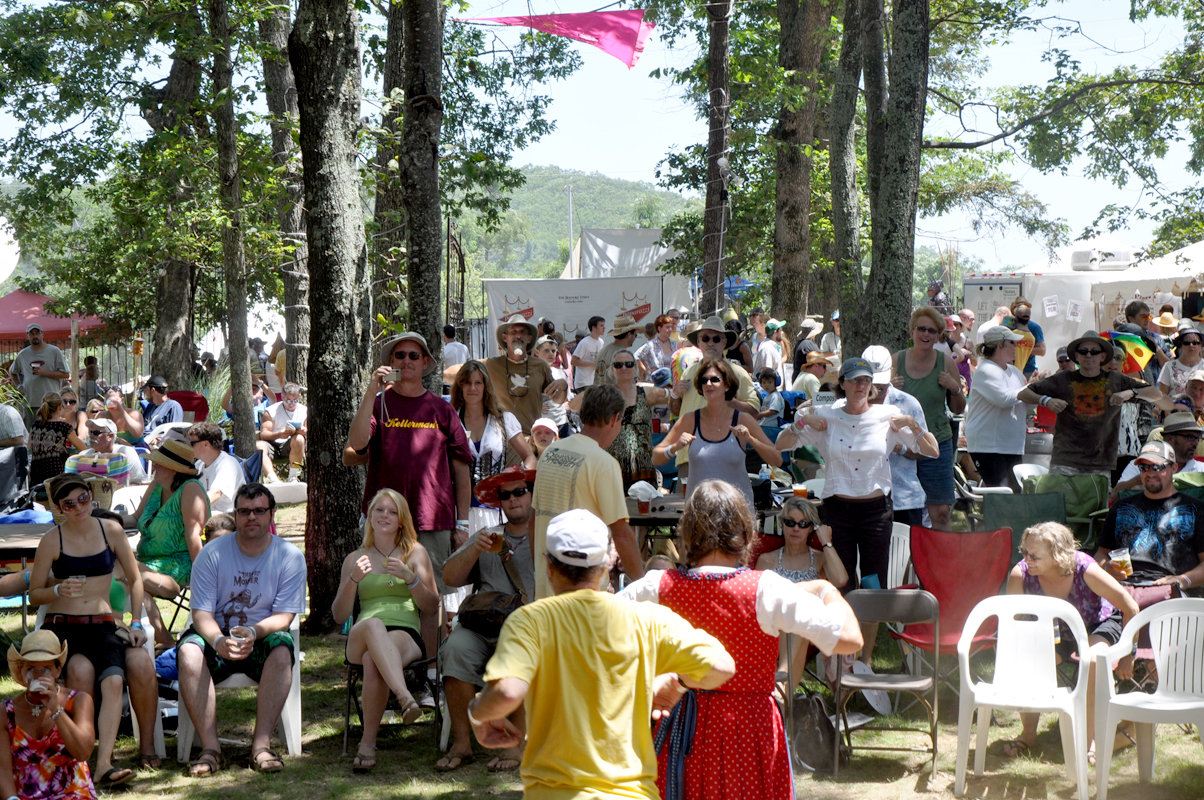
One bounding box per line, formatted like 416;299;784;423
1076;349;1104;357
88;430;114;437
613;360;636;369
58;491;92;511
1181;340;1202;346
497;486;531;501
62;399;77;406
188;439;203;446
1017;547;1044;561
782;518;815;530
699;334;726;344
1138;462;1171;473
1057;357;1071;363
392;351;424;361
235;506;272;517
701;376;725;385
914;326;940;335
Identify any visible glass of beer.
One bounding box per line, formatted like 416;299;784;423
487;532;505;553
793;484;808;499
1110;547;1134;579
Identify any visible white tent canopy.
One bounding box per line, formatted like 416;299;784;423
561;227;680;280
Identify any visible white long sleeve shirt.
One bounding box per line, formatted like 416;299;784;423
965;358;1028;455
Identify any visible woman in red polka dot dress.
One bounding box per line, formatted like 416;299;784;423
619;480;863;800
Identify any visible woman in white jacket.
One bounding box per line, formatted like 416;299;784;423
966;326;1029;491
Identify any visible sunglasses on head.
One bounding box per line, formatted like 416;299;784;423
613;360;636;369
392;350;424;361
701;375;724;385
699;334;726;344
1077;348;1104;357
58;491;92;511
782;518;814;530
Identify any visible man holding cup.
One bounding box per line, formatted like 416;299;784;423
11;323;69;423
1096;440;1204;593
436;465;537;773
176;483;306;776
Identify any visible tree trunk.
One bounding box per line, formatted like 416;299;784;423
400;0;444;391
210;0;254;458
859;0;929;352
259;7;311;389
832;0;866;355
372;0;405;334
290;0;371;633
773;0;833;332
700;0;733;318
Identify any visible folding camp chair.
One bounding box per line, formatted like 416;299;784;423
892;526;1011;696
1021;473;1109;551
981;492;1067;569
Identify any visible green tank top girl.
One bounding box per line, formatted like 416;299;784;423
356;568;420;633
896;350;953;444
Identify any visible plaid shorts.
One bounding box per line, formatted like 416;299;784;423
178;626;294;684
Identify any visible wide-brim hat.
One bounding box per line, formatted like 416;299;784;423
473;465;537;508
145;439;199;476
8;630;69;685
1067;331;1113;365
607;316;640;338
797;318;823;339
378;332;436;375
687;316;737;350
495;315;538;353
1154;311;1179;329
805;350;836;368
1162;411;1202;436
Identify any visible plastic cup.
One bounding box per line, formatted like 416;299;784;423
30;360;43;375
1110;547;1134;579
638;500;651;514
793;484;808;498
652;418;661;434
70;575;86;597
487;533;504;553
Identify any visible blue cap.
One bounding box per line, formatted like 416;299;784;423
838;358;874;382
650;368;672;388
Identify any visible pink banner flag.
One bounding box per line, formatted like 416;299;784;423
464;10;655;69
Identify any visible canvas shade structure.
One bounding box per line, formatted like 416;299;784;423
0;290;105;343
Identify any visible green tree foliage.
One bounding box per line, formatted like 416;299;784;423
911;244;983;308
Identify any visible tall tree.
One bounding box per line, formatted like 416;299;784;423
371;0;406;333
259;6;310;387
209;0;254;457
400;0;444;388
773;0;834;330
700;0;733;316
830;0;865;328
290;0;371;631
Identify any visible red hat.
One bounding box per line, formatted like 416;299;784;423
473;465;537;508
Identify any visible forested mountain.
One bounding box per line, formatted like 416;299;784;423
460;164;698;278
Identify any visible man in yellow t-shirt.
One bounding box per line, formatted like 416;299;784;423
530;385;642;599
468;509;735;800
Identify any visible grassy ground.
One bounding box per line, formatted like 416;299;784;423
1;503;1197;799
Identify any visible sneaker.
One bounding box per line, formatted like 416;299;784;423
264;471;281;485
417;686;437;710
286;466;300;482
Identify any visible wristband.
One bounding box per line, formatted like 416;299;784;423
130;621;143;629
213;634;227;650
1182;575;1192;588
406;573;420;588
466;702;484;727
53;583;61;597
456;519;469;530
23;571;29;588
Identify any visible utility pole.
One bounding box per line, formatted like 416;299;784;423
566;184;575;274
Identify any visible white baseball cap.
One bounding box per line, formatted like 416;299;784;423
531;418;558;434
86;418;117;434
861;345;893;384
546;509;609;568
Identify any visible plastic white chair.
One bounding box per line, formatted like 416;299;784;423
802;478;825;498
1013;462;1049;489
1093;598;1204;800
954;595;1092;800
110;484;149;516
175;611;303;762
888;523;913;589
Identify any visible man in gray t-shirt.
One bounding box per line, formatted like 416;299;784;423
436;466;536;772
11;324;68;414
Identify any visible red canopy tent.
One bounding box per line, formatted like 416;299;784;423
0;290;105;343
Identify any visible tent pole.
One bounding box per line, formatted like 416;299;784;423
70;319;79;397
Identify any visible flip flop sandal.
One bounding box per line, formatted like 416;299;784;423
1001;739;1032;759
352;745;376;773
401;700;423;724
136;753;163;770
97;766;135;786
251;747;284;774
188;749;222;778
486;756;521;773
434;752;475;772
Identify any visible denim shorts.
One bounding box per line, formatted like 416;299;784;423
915;437;955;506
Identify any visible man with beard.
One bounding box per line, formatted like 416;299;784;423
487;316;567;435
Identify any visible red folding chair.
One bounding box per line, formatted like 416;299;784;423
167;390;209;423
892;526;1011;695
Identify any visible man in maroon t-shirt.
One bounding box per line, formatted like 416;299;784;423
349;332;473;627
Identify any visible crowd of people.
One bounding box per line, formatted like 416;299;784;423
1;297;1202;799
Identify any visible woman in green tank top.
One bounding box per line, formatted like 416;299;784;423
332;488;440;771
892;307;967;530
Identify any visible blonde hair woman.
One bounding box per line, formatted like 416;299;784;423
1004;522;1139;764
332;489;439;771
